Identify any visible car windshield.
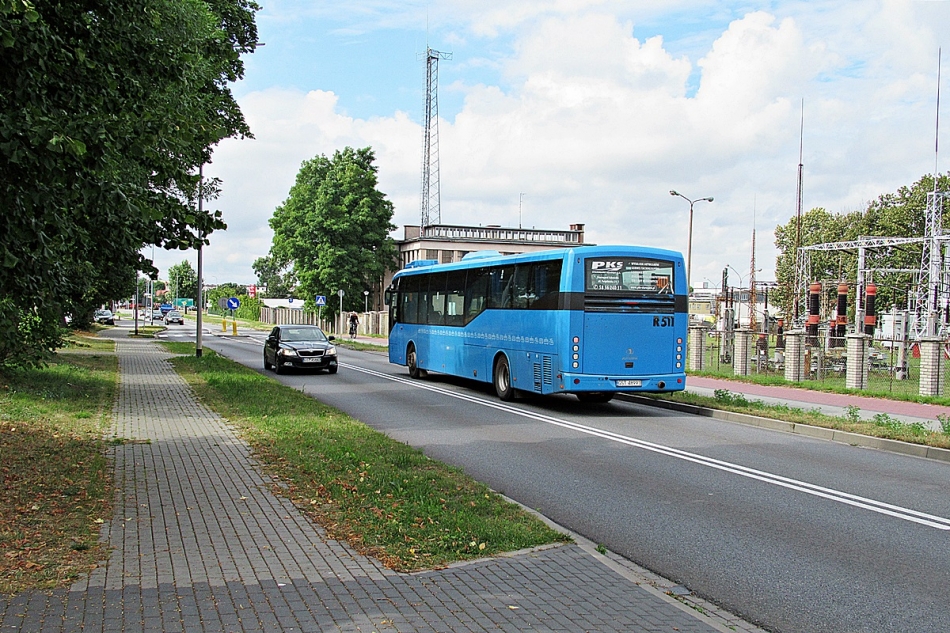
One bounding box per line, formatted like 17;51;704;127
167;311;181;317
281;328;327;342
100;310;112;316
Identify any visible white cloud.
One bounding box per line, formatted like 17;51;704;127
153;1;950;293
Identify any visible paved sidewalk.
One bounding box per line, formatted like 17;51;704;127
1;333;753;632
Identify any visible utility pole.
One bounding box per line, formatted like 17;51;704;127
793;100;804;322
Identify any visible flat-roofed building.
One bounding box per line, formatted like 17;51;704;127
395;222;587;270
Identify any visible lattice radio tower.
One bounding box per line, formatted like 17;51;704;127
420;47;451;234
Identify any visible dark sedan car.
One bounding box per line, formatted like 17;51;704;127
263;325;338;374
94;309;115;325
163;310;184;325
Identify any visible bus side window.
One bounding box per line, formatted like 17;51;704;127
490;266;515;309
427;273;446;325
445;270;466;327
532;260;562;310
465;268;489;323
512;265;532;309
399;275;419;324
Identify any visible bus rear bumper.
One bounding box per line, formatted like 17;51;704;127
558;372;686;394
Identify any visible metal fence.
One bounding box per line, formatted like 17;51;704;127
258;308;389;337
697;331;929;396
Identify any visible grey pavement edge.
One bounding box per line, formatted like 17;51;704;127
1;330;765;633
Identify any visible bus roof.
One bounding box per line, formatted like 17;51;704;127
393;245;683;277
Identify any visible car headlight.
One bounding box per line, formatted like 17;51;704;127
279;348;297;357
325;346;337;356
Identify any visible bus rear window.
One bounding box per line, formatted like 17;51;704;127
586;258;674;294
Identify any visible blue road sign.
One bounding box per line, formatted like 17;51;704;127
315;295;327;306
226;297;240;310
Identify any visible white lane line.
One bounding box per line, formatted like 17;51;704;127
341;362;950;531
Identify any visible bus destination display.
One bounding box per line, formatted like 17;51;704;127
586;258;674;293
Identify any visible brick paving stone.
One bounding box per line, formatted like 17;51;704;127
0;331;766;632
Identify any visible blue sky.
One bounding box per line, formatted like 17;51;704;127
149;0;950;291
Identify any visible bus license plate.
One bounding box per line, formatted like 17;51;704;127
616;379;641;387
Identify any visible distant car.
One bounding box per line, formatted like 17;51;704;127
164;310;184;325
95;309;115;325
263;325;338;374
151;310;164;321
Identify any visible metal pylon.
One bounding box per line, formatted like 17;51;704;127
420;48;451;234
909;191;948;339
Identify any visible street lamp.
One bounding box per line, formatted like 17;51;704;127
363;290;369;314
670;190;714;289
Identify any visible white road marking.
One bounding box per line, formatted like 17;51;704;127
342;362;950;531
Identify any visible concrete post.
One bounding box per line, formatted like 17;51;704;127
784;330;806;382
919;338;945;397
688;326;705;372
734;329;752;376
845;333;868;390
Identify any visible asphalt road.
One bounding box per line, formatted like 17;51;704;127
187;327;950;633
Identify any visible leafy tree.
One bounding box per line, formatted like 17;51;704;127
269;147;397;318
168;260;198;302
774;173;950;320
252;254;296;298
0;0;259;367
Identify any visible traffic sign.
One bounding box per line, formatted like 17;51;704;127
217;297;229;309
226;297;240;310
288;297;294;303
315;295;326;306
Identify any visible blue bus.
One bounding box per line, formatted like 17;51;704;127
386;245;687;402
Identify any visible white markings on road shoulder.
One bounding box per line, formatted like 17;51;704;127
342;362;950;532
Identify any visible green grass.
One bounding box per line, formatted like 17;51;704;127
61;328;116;352
652;389;950;449
690;368;950;407
128;325;165;338
335;340;388;353
161;343;569;571
0;354;116;594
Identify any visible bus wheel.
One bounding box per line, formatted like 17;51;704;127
407;344;425;379
494;356;515;401
577;392;614;404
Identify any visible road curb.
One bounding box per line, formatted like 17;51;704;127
619;394;950;464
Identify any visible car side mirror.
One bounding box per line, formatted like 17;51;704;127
328;335;336;341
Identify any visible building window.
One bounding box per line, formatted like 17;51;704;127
426;249;439;260
441;251;454;264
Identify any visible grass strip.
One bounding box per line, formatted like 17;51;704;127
688;369;950;407
61;327;116;352
0;353;115;594
162;343;569;572
652;389;950;449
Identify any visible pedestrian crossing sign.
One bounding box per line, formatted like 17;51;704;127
315;295;326;306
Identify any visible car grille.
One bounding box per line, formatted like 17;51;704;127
297;349;324;358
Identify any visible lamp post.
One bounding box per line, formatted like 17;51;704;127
364;290;369;314
670;190;714;289
196;164;204;358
